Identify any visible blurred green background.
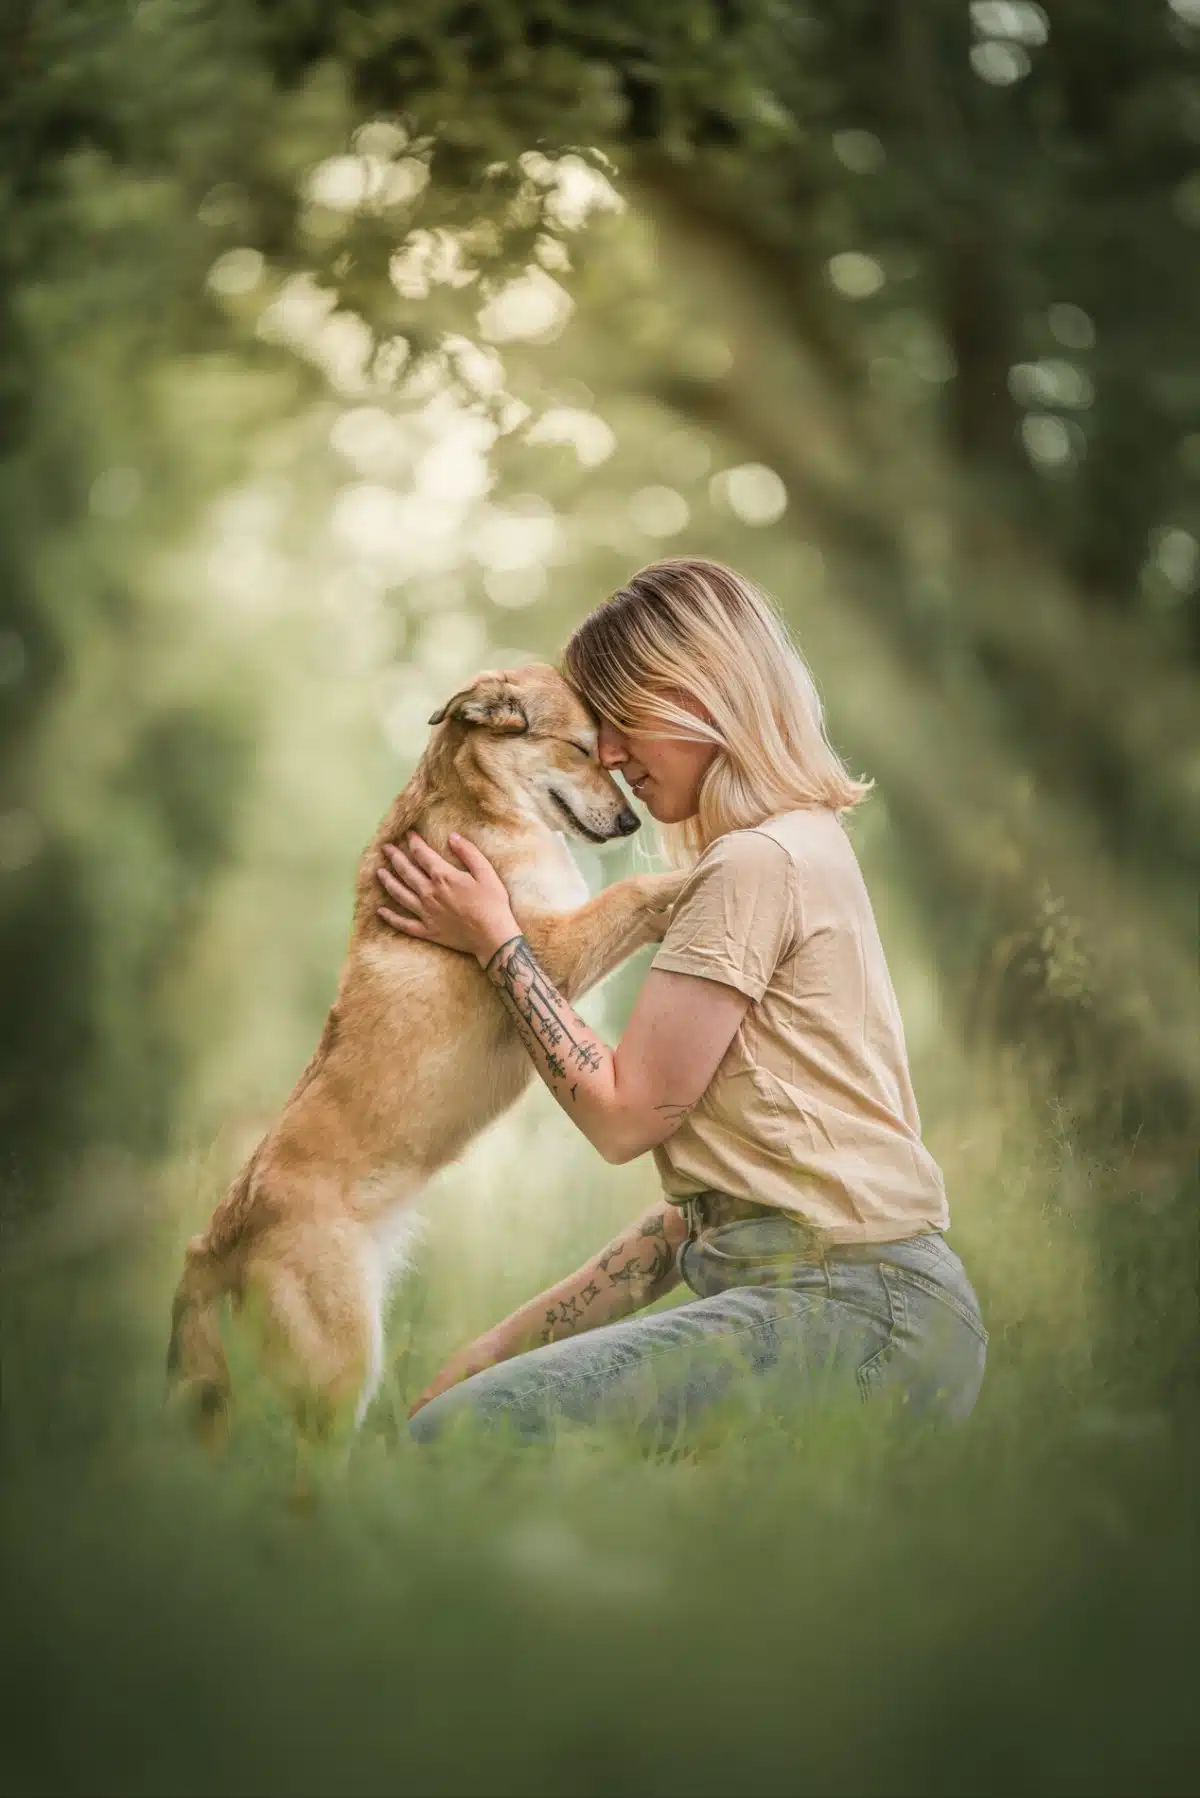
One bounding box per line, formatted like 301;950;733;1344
2;3;1198;1794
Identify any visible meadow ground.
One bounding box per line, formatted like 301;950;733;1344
2;1031;1195;1798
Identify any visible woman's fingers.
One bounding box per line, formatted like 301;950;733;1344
377;905;428;937
404;831;452;879
447;832;490;878
376;865;421;911
384;841;430;894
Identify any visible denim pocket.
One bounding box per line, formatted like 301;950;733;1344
682;1216;828;1300
855;1263;905;1401
697;1217;819;1262
887;1262;989;1347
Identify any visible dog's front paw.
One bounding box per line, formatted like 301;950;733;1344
639;872;687;941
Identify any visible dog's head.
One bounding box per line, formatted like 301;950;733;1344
428;664;640;844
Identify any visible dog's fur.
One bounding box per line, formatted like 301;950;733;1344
166;664;682;1448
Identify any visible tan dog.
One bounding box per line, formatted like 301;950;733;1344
167;664;682;1449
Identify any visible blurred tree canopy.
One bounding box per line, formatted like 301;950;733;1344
2;0;1198;1225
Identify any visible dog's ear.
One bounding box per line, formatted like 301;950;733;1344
428;673;529;735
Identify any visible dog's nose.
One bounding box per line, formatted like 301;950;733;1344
614;808;640;836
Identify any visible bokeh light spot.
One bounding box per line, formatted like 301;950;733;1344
970;2;1048;43
711;464;788;526
1047;303;1096;350
526;408;616;468
833;130;886;174
1021;415;1072;469
330;408;406;475
485;566;548;609
827;253;886;299
628;486;690;538
1008;360;1093;409
206;247;264;298
478;268;574;344
474;497;559;571
1154;527;1199;591
415;610;489;684
352;118;409;158
970;41;1031;83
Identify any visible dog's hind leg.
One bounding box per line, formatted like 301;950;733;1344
245;1228;380;1502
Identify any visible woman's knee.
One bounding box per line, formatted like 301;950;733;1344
408;1363;550;1445
408;1377;492;1444
408;1395;447;1444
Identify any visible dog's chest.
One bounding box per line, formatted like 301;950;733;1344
505;835;589;914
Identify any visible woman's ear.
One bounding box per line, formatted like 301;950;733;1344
668;687;715;729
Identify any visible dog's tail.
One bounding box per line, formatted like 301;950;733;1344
166;1234;233;1450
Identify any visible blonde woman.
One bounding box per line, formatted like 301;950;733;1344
377;558;987;1443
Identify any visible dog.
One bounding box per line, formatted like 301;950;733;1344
166;663;683;1451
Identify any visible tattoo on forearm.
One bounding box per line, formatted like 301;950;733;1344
607;1256;644;1286
539;1284;603;1344
590;1210;678;1304
534;1209;681;1349
485;935;604;1101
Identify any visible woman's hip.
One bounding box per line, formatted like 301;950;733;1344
679;1210;988;1420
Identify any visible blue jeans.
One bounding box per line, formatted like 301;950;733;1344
409;1217;988;1447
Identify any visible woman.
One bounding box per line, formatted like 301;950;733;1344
376;557;987;1444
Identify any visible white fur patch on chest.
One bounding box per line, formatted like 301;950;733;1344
374;1204;425;1273
507;833;589;912
360;1176;426;1272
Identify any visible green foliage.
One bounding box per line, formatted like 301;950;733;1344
2;1063;1196;1797
1;12;1198;1784
3;0;1198;1197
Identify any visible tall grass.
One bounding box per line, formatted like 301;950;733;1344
3;1021;1194;1798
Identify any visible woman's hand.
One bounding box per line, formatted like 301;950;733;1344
407;1200;686;1420
376;831;519;964
407;1324;513;1418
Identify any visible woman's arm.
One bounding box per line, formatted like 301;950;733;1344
482;934;747;1163
409;1198;688;1416
377;831;750;1164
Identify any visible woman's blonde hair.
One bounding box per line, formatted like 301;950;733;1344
562;557;873;858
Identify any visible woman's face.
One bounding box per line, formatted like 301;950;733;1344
596;699;718;824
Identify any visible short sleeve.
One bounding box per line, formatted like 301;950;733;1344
651;830;796;1001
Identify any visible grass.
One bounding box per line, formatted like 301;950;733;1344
2;1040;1196;1798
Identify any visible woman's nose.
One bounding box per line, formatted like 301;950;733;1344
598;722;627;768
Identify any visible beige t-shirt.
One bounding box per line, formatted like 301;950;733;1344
651;808;949;1245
